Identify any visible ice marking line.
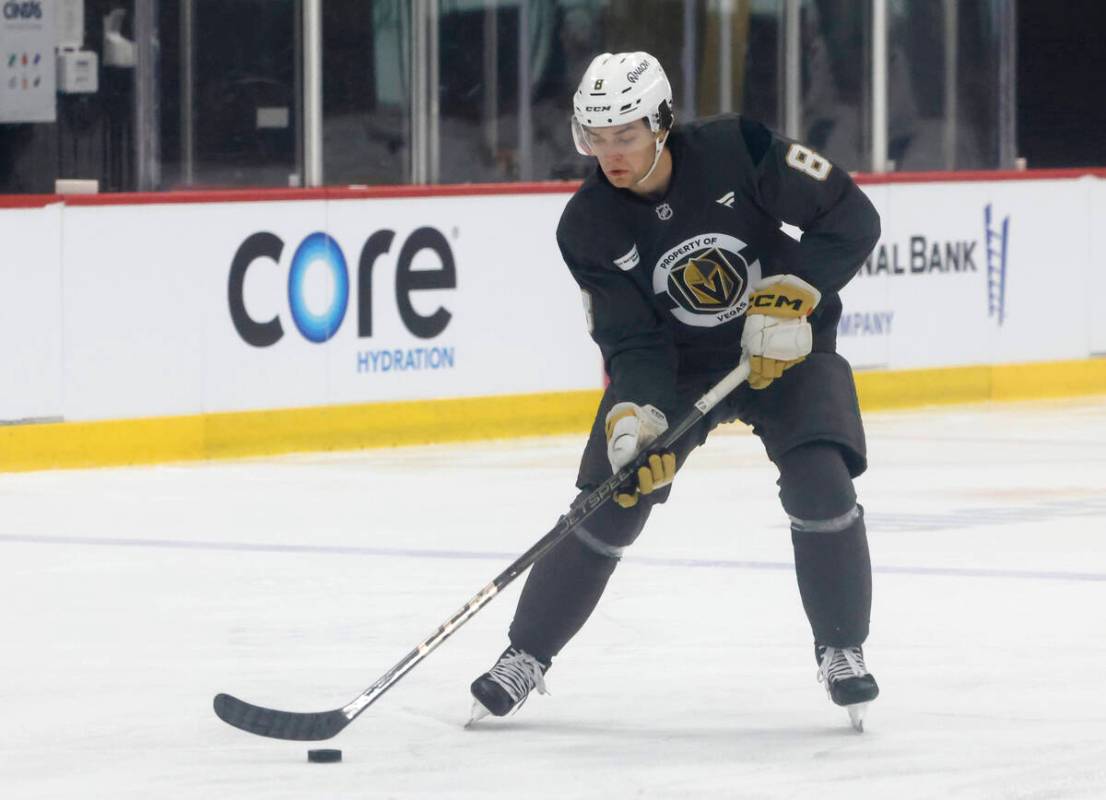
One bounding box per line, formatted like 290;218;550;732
2;533;1105;583
0;533;503;562
867;499;1106;532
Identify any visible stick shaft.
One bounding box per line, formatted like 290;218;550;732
340;358;750;722
214;360;750;738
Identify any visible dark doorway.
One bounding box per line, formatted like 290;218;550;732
1017;1;1106;168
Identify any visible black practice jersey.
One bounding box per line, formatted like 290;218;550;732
556;114;881;419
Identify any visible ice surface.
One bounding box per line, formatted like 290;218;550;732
2;397;1105;799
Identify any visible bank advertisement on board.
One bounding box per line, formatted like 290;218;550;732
838;179;1091;371
2;175;1103;425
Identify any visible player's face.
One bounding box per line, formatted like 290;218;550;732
580;121;659;187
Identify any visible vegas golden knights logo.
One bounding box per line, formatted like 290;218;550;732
669;249;744;312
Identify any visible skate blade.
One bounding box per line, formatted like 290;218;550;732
465;699;492;728
847;702;869;732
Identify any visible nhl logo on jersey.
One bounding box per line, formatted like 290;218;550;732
655;203;674;221
653;233;762;328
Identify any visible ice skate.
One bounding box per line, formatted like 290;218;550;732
467;647;549;725
816;644;879;732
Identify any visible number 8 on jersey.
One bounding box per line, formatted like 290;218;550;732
785;143;832;181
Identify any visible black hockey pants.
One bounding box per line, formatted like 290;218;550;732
508;352;873;664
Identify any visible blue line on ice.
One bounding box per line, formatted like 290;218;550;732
2;532;1104;583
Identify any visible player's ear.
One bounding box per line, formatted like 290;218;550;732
657;99;675;132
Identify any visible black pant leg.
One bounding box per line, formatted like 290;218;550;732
508;381;719;664
508;494;652;664
776;442;872;647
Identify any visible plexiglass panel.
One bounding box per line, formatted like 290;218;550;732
435;0;785;184
322;0;411;185
799;0;871;172
161;0;300;189
0;0;1016;194
435;1;627;184
886;0;1008;171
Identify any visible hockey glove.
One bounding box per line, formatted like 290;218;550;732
740;274;822;390
604;402;677;509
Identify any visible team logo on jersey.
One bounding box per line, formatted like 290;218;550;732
653;233;761;327
676;254;737;307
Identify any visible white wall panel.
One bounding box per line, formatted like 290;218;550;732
837;183;892;369
62;204;214;420
2;175;1103;425
1089;180;1106;355
0;204;62;421
60;193;598;421
846;179;1091;371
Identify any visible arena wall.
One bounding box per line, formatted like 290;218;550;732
3;171;1105;471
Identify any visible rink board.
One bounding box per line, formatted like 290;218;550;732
2;172;1106;470
4;358;1105;472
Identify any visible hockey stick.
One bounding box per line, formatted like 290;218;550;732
213;358;751;741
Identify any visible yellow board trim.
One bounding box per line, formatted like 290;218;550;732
0;390;604;473
853;358;1106;409
3;358;1105;473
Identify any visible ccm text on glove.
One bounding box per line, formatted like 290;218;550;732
740;274;822;390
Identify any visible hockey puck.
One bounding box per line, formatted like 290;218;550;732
307;748;342;763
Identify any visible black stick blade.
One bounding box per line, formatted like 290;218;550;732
213;693;350;741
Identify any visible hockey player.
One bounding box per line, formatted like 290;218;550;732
470;51;881;731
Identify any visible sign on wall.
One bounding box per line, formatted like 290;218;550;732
58;193;600;421
839;179;1090;371
1;175;1103;425
0;0;57;123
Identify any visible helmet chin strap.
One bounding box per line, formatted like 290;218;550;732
633;130;670;187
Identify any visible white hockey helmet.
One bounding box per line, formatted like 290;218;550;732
571;51;674;157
